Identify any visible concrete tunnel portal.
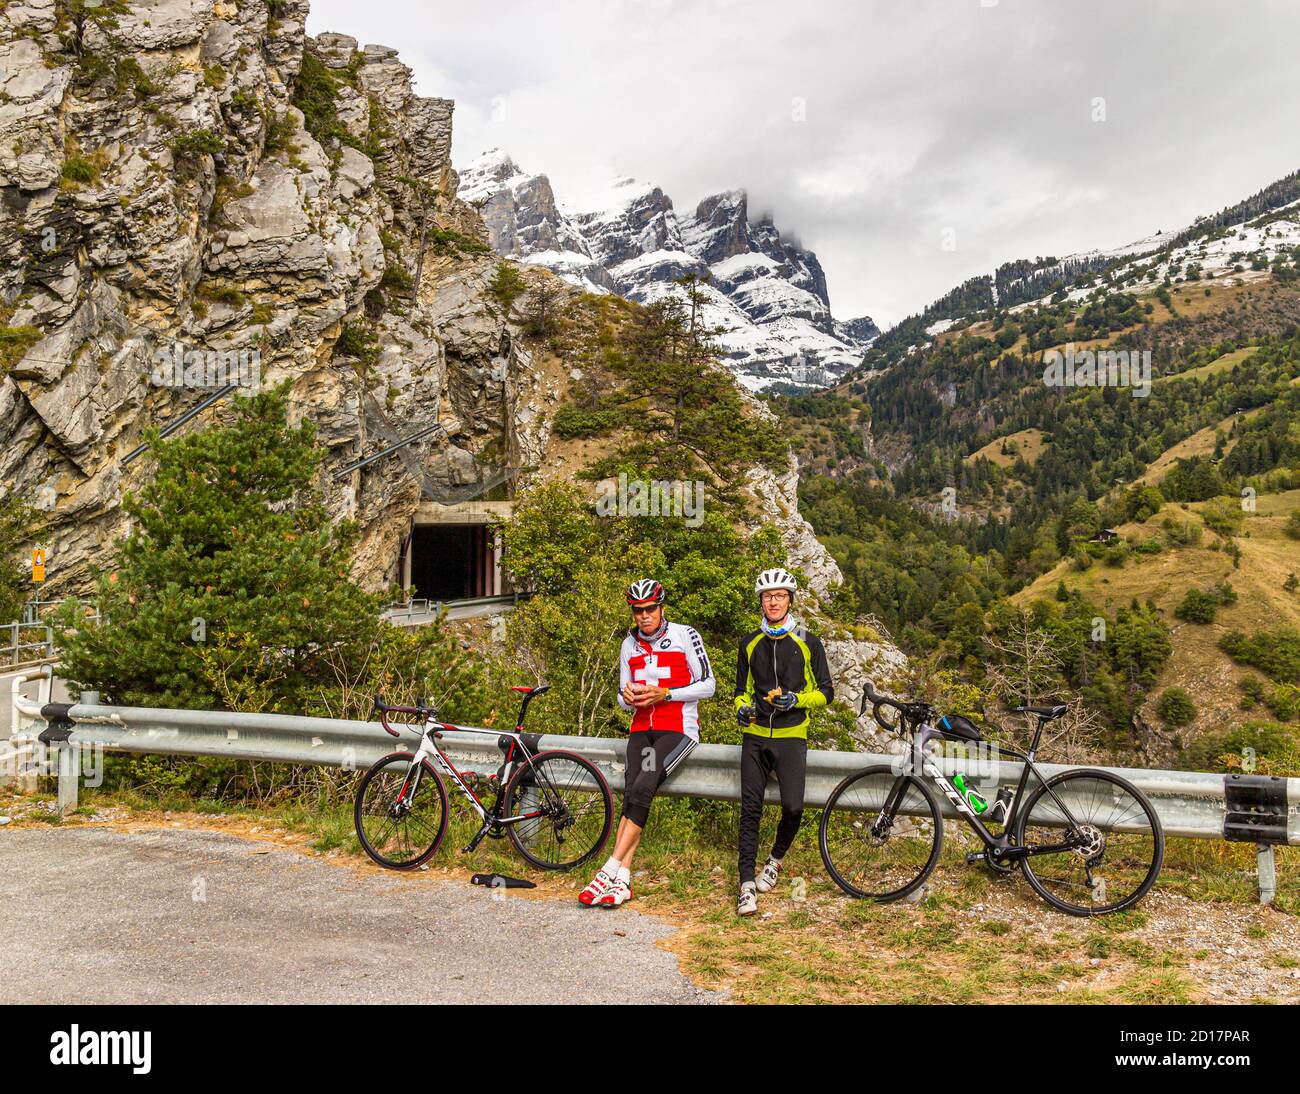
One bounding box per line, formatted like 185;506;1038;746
397;500;513;602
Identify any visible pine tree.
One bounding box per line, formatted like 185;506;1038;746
55;384;381;711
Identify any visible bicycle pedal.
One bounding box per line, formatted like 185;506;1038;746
965;852;987;865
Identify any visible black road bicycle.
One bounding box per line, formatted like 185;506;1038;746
819;684;1164;916
354;685;613;871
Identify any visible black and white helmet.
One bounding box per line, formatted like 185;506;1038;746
626;578;666;607
755;568;797;596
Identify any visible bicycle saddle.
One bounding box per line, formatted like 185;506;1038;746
1011;704;1068;720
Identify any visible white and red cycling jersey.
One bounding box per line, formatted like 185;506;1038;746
618;621;715;739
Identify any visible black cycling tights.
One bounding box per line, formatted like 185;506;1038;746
737;734;808;884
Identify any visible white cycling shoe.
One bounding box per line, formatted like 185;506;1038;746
756;857;782;893
579;869;615;906
598;878;632;908
736;882;758;916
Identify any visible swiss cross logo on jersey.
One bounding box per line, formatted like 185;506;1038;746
630;648;692;690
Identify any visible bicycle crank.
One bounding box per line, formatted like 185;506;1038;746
966;849;1015;876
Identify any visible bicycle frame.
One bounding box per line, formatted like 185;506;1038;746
376;703;552;853
892;715;1087;863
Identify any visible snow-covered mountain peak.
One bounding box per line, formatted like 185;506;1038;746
456;153;878;389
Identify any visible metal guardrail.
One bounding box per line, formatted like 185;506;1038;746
6;688;1297;901
382;593;525;622
333;423;445;480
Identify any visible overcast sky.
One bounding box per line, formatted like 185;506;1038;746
307;0;1300;328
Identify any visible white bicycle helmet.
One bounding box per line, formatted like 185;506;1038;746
754;568;798;596
626;578;666;607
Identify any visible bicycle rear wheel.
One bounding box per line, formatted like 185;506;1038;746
819;765;943;901
504;750;613;870
354;752;449;870
1013;768;1163;916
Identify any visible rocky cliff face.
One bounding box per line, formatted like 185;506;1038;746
0;0;546;597
0;0;904;733
457;151;880;391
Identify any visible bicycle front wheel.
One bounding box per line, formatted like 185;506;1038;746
819;765;943;901
504;750;613;870
354;752;449;870
1013;768;1163;916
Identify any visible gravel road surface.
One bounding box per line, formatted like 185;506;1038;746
0;826;717;1005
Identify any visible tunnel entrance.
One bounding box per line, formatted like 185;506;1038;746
408;524;497;601
398;502;513;603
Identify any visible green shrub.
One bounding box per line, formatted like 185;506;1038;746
1201;497;1245;536
553;402;622;439
0;325;42;372
428;227;491;256
169;129;226;179
113;56;156;99
489;262;528;311
291;50;348;149
1219;628;1300;683
333;322;379;368
196;282;245;309
1161;516;1202;547
1266;684;1300;722
60;155;100;186
1188;721;1300;775
1175;588;1219;624
1155;687;1197;727
1238;675;1267;710
1102;542;1129;567
379;262;413;294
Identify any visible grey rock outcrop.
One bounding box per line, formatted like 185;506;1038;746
0;0;525;597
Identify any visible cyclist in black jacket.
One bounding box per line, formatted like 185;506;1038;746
733;568;833;915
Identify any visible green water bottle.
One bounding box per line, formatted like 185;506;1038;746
953;773;989;814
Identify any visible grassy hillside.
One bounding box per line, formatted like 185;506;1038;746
777;206;1300;768
1016;488;1300;756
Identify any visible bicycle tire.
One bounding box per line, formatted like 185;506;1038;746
354;752;449;870
1013;767;1164;916
504;749;613;870
819;764;944;901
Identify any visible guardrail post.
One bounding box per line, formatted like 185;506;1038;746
1257;843;1277;906
56;742;79;815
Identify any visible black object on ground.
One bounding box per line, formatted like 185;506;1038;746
470;873;536;889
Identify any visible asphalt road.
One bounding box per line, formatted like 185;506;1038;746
0;826;718;1005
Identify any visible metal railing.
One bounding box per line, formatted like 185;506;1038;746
2;604;99;666
382;593;523;622
7;688;1296;901
2;622;54;667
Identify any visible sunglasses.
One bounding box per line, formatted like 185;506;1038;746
630;604;660;615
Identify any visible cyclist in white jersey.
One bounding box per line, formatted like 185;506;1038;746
579;579;714;908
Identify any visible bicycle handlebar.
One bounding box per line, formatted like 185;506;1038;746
861;682;936;735
372;694;441;738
